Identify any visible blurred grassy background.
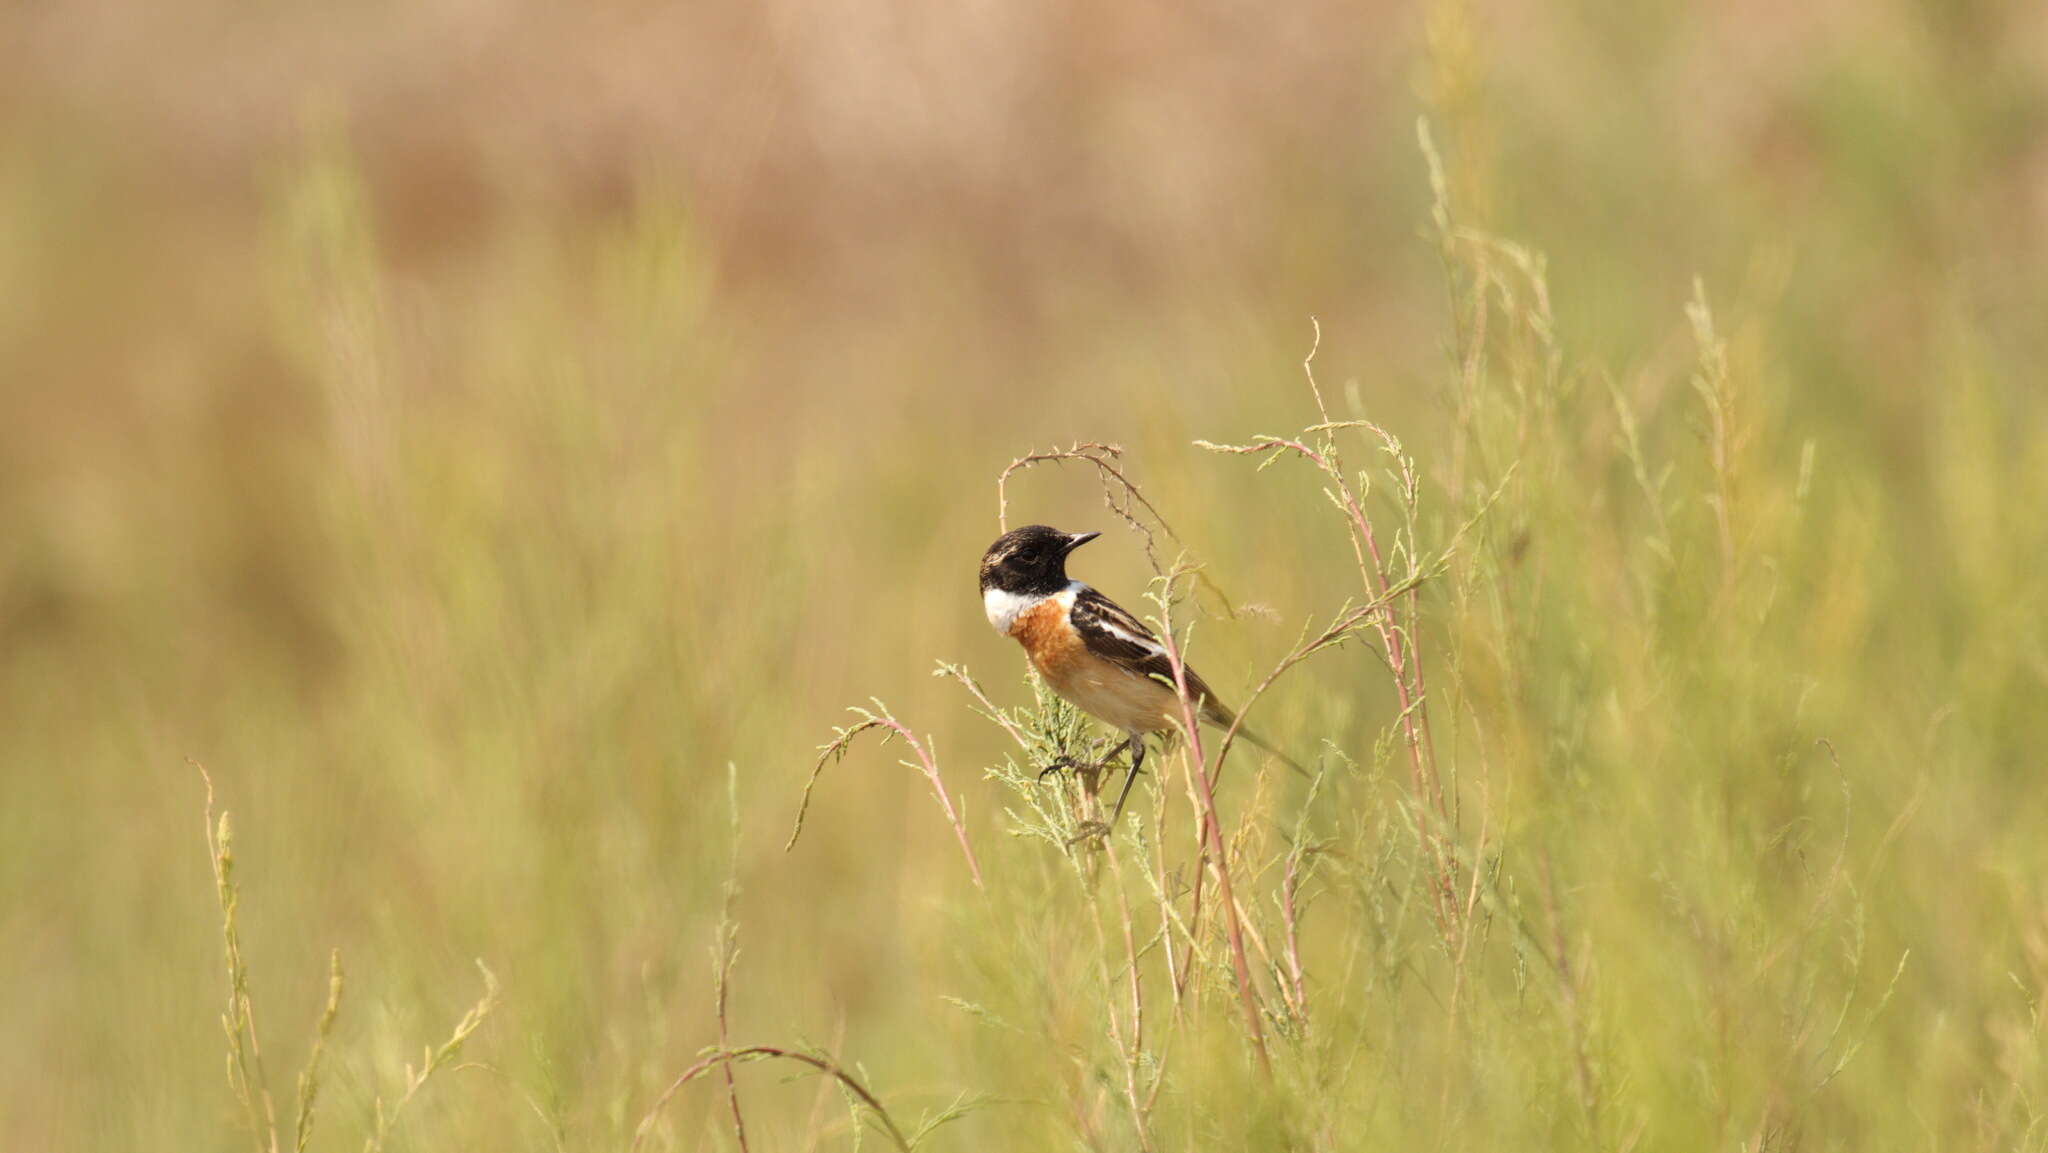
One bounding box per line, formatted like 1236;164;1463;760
4;0;2048;1148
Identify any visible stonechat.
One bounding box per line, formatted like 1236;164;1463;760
979;524;1295;823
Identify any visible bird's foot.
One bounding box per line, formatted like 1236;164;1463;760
1037;756;1120;792
1065;820;1113;846
1036;755;1095;781
1038;739;1135;782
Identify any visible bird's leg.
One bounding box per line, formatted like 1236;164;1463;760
1106;738;1147;824
1066;738;1149;845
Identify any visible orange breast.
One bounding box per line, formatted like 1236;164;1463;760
1010;599;1180;734
1011;598;1087;677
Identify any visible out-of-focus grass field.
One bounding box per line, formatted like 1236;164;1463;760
6;1;2048;1149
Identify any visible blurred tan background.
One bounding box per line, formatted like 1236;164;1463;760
5;0;2048;1148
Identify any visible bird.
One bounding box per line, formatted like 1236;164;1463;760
979;524;1296;826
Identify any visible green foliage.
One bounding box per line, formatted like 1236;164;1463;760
7;8;2048;1151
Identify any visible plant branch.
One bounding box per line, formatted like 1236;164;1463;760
786;703;983;889
632;1047;912;1153
1153;564;1270;1071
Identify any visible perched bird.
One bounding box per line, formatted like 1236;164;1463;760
979;524;1294;824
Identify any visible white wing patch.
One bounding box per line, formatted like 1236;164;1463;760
1081;589;1163;655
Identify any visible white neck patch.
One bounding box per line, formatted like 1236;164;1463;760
984;582;1081;634
983;586;1037;634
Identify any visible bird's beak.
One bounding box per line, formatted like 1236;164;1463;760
1063;531;1101;554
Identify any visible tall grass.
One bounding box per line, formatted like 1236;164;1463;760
6;4;2048;1150
187;134;2011;1144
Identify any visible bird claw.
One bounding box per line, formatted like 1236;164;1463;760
1037;741;1134;783
1042;740;1143;837
1065;820;1113;846
1037;756;1091;781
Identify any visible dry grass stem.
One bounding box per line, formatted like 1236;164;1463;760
199;762;282;1153
997;442;1180;567
292;950;344;1153
786;702;984;889
362;960;503;1153
1151;565;1270;1071
631;1047;913;1153
716;762;750;1152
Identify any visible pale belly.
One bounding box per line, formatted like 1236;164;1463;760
1039;654;1182;734
1007;597;1181;734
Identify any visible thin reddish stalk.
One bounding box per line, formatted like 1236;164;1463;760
1201;434;1455;922
1281;850;1308;1030
1149;799;1183;1015
1103;845;1145;1046
1208;590;1405;781
1173;813;1207;1008
1168;595;1382;1013
632;1047;910;1153
935;663;1032;751
869;716;984;890
996;442;1182;562
1233;438;1439;809
786;708;983;890
1155;591;1269;1071
1101;841;1157;1152
714;940;748;1151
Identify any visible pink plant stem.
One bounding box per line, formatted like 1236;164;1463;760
632;1047;911;1153
715;945;749;1152
1292;439;1443;819
874;717;984;890
1152;800;1185;1016
1172;779;1207;1008
1219;437;1454;920
1105;843;1145;1048
1281;850;1308;1030
1174;830;1206;1008
1157;609;1270;1072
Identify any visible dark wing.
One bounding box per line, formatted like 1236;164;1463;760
1070;587;1234;723
1073;588;1307;775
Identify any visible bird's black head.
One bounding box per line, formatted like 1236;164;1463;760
979;524;1100;598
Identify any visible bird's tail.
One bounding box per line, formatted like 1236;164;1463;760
1188;695;1310;778
1228;724;1310;782
1234;724;1311;778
